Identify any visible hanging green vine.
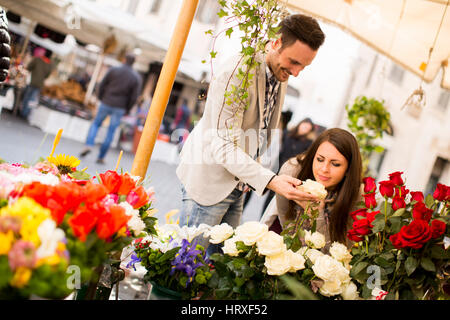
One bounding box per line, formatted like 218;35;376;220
204;0;288;144
345;96;391;176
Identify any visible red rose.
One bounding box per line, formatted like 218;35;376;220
389;233;404;249
430;219;446;239
99;170;122;194
433;183;448;201
352;219;371;235
347;229;364;242
366;210;381;225
392;196;406;211
363;193;377;209
410;191;424;203
393;220;432;249
363;177;377;193
394;185;409;198
379;180;395;198
389;171;404;186
412;202;433;222
350;208;367;221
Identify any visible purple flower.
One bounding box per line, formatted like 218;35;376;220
126;253;142;271
170;239;206;287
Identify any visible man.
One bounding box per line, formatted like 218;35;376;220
80;53;142;164
20;47;53;120
176;14;325;251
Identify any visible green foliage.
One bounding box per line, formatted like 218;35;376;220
345;96;391;175
205;0;286;142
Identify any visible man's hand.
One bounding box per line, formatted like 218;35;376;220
267;174;320;203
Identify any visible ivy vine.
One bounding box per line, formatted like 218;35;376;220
345;96;391;176
204;0;288;143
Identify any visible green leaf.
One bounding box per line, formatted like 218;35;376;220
217;9;228;18
388;216;402;234
420;257;436;272
371;214;386;233
425;194;435;208
225;27;233;38
405;256;418;276
210;51;217;59
350;261;369;278
392;208;406;217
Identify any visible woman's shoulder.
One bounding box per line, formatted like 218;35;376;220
279;156;302;176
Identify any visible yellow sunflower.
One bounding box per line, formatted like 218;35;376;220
47;154;81;175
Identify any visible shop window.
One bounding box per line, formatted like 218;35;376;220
34;24;66;44
6;11;21;24
195;0;220;25
149;0;163;14
388;63;404;86
437;90;449;112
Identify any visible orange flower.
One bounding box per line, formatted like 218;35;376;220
118;173;137;196
95;205;130;240
68;206;98;242
127;186;149;209
99;170;121;194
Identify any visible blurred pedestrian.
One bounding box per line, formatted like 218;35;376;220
20;47;53;119
79;52;142;164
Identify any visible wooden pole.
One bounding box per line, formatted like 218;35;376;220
131;0;199;179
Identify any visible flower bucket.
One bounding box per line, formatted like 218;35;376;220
149;282;181;300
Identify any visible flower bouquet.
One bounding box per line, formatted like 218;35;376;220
347;172;449;300
128;222;213;299
0;130;158;298
204;221;359;300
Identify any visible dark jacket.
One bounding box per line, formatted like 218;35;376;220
97;64;142;113
278;129;314;169
27;57;52;89
0;8;10;82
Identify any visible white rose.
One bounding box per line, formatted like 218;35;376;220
320;279;343;297
264;251;291;276
36;219;65;259
207;223;234;244
256;231;286;256
304;248;324;264
297;179;327;200
287;249;306;272
119;202;146;235
329;242;352;264
222;236;242;257
235;221;268;246
304;230;326;249
312;255;350;283
341;281;360;300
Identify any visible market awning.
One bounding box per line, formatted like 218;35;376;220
285;0;450;89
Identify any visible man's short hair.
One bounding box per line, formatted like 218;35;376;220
125;53;136;65
278;14;325;51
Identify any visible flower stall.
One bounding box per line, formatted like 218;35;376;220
0;129;157;299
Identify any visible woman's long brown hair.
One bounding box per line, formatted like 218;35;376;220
290;128;362;243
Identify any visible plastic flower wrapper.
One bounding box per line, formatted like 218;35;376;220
347;172;450;300
0;197;72;299
128;222;213;299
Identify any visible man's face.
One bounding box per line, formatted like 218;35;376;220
266;38;318;82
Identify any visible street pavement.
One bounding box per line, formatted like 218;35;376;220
0;109;270;299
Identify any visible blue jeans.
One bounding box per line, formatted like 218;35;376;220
85;103;125;160
179;185;244;256
21;85;40;119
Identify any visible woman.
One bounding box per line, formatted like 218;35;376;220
261;128;363;249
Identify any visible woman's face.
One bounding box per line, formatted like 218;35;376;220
312;141;349;189
297;122;313;136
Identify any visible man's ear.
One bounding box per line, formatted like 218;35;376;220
271;37;282;51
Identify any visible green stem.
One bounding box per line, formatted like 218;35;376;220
381;197;387;249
